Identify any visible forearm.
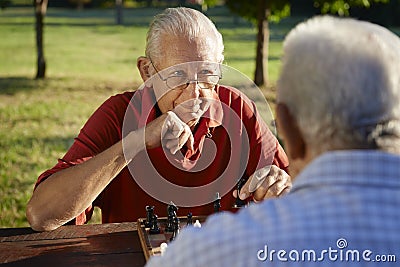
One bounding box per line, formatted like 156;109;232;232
26;129;145;231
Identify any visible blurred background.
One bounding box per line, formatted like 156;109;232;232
1;0;399;228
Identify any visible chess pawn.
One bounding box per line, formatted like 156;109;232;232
145;205;155;228
213;192;221;213
149;214;161;234
186;212;193;226
233;178;247;209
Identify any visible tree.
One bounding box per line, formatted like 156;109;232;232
314;0;389;16
115;0;123;25
34;0;48;79
225;0;289;86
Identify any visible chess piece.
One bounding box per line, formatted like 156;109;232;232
160;242;168;255
149;214;161;234
169;216;180;242
233;177;247;208
193;219;202;228
167;202;178;217
186;212;193;226
165;213;174;232
165;202;178;232
213;192;221;213
145;205;155;228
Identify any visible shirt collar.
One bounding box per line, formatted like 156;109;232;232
291;150;400;193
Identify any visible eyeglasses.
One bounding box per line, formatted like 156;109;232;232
149;59;221;90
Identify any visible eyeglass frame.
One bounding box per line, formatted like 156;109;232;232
148;58;222;90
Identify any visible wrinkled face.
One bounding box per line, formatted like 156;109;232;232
150;34;221;128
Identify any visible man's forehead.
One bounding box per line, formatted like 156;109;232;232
159;34;220;67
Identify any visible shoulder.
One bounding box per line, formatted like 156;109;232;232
95;90;138;116
216;84;251;103
102;91;135;108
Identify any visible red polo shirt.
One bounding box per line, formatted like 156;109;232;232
36;85;288;225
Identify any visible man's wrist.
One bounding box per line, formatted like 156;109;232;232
122;128;146;162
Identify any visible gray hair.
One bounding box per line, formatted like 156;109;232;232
277;16;400;155
145;7;224;64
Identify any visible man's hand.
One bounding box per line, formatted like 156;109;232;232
233;165;291;202
162;111;194;154
144;111;194;155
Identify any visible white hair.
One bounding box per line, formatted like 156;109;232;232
277;16;400;155
145;7;224;64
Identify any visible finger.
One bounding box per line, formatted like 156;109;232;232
238;177;252;200
248;165;272;193
165;138;179;150
185;129;194;152
255;172;291;201
278;185;292;197
263;178;287;199
163;112;184;139
232;189;238;198
272;179;292;197
169;124;193;154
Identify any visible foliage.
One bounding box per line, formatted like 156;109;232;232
0;0;12;9
225;0;290;24
314;0;390;15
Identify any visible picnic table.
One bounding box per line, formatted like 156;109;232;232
0;222;146;266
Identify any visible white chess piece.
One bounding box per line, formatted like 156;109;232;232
193;219;202;228
160;242;168;255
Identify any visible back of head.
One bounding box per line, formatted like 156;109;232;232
277;16;400;155
145;7;224;63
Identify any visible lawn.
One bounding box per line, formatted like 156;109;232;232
0;5;299;228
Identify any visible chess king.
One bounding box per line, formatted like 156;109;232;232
26;7;290;232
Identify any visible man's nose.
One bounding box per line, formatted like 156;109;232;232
179;82;200;100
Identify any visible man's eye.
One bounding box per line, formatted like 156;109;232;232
171;70;185;77
199;69;213;75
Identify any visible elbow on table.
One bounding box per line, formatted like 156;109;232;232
26;202;60;232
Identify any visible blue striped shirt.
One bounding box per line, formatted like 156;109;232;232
146;150;400;266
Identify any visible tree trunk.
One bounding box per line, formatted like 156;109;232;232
254;0;270;87
34;0;48;79
116;0;123;25
77;0;84;11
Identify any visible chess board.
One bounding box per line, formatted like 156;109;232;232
137;215;207;261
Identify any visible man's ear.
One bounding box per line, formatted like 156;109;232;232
276;103;306;160
137;56;151;82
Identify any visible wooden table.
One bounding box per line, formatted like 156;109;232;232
0;222;146;266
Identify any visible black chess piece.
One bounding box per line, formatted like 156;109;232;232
233;177;247;208
149;214;161;234
165;202;178;232
169;216;180;242
145;205;155;228
167;202;178;217
165;212;175;232
213;192;221;212
186;212;193;226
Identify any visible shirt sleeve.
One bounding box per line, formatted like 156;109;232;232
34;93;130;225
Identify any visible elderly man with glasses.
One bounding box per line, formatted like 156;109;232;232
26;7;290;232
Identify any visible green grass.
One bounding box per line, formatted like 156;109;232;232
0;5;300;228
